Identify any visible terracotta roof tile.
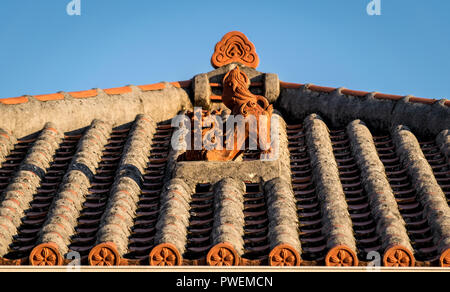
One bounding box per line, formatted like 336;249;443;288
304;114;358;267
34;93;65;102
265;179;302;266
33;120;113;259
408;96;439;105
210;95;222;101
0;111;447;267
0;129;17;165
280;81;450;106
0;80;447;108
306;84;336;94
90;115;156;265
103;86;132;95
206;178;245;266
169;80;192;88
374;92;404;101
69;89;98;99
392;125;450;264
347;120;413;266
0;124;63;257
0;96;28;105
138;83;165;92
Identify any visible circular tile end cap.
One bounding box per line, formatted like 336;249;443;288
325;245;359;267
268;244;301;266
206;242;240;266
149;243;182;266
29;243;63;266
383;245;415;267
88;242;121;266
439;248;450;268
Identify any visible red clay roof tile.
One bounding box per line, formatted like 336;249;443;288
1;80;446;107
104;86;132;95
69;89;98;99
306;84;336;93
0;114;447;267
340;88;371;97
374;92;403;101
210;95;222;101
280;81;449;106
138;83;165;91
408;96;438;105
34;93;64;102
0;96;28;105
279;81;303;89
169;80;191;88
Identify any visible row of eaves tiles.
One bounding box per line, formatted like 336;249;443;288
0;114;448;267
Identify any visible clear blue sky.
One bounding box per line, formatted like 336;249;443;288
0;0;449;99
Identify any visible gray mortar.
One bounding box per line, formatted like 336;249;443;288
264;73;280;104
436;130;450;163
168;113;291;191
195;64;280;110
211;178;246;256
70;119;112;174
277;87;450;137
207;64;265;85
0;84;191;139
304;114;357;252
96;115;156;256
0;123;63;256
275;113;292;183
154;178;192;254
194;74;212;110
37;119;113;256
264;178;301;254
0;128;16;165
391;125;450;255
347;120;413;253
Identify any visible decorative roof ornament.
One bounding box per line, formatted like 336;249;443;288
180;66;273;161
211;31;259;69
222;66;271;116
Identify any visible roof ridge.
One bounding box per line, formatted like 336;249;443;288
280;82;450;106
1;79;447;107
0;80;192;105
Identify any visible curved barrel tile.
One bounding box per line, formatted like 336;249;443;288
207;178;245;266
392;125;450;268
304;114;358;267
150;178;192;266
265;178;301;266
0;128;16;165
90;115;156;266
0;123;62;258
31;120;112;265
347;120;414;267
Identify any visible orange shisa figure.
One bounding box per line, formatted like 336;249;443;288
181;66;273;161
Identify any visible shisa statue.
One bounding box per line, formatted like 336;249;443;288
181;66;273;161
